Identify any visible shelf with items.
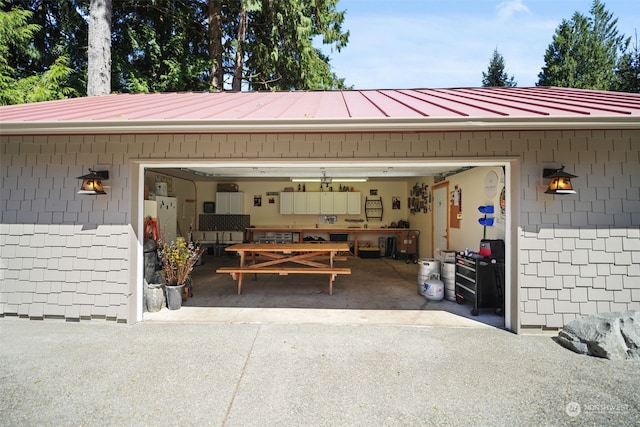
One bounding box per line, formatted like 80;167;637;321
256;232;294;244
365;196;383;222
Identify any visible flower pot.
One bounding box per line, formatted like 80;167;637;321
145;283;165;312
165;284;185;310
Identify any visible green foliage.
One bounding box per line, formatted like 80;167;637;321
2;0;350;102
18;56;78;103
110;0;349;92
481;48;516;87
537;0;629;90
0;1;77;105
243;0;349;90
111;1;211;93
613;34;640;93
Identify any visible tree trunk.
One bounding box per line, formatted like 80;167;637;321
208;0;223;91
87;0;112;96
232;7;247;91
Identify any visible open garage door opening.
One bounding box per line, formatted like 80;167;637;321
137;159;516;330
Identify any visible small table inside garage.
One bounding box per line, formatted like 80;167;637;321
216;242;351;295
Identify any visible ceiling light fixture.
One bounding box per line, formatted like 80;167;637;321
290;177;368;183
291;178;321;182
332;178;368;182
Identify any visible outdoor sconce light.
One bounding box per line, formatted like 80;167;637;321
543;165;577;195
77;169;109;195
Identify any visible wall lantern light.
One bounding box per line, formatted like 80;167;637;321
543;165;577;195
77;169;109;195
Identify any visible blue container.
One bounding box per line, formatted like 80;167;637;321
478;205;494;214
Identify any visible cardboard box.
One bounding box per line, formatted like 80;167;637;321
436;250;457;263
217;183;239;192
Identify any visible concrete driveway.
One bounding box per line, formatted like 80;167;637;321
1;318;638;426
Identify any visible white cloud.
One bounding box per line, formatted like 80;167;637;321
496;0;531;21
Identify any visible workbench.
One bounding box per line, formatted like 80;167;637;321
245;227;404;257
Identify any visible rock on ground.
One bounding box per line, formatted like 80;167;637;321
557;311;640;360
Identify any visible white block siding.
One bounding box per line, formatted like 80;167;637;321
0;224;131;321
1;129;639;328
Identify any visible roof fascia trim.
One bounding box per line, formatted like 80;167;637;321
1;116;638;135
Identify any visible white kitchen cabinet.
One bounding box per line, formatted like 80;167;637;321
347;192;361;214
279;191;359;215
320;192;334;214
306;192;321;214
332;192;347;214
293;192;307;214
216;192;243;214
280;192;294;214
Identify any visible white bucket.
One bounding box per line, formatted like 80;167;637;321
442;262;456;301
417;258;441;295
423;276;445;301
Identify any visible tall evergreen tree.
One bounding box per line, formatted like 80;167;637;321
87;0;112;96
110;0;211;93
614;32;640;92
481;48;516;87
537;0;628;90
208;0;223;90
111;0;349;92
210;0;349;91
3;0;350;100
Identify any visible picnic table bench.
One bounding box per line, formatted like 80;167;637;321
216;242;351;295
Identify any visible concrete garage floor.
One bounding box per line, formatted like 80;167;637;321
144;254;505;329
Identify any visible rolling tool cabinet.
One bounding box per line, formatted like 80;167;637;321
455;254;504;316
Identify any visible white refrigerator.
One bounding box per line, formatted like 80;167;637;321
144;196;177;242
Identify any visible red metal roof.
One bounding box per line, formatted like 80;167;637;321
1;87;639;134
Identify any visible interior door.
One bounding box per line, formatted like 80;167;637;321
433;184;448;252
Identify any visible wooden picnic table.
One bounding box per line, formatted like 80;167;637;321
216;242;351;295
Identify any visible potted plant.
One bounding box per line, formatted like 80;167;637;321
158;237;204;310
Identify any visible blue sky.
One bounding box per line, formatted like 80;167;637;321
321;0;639;88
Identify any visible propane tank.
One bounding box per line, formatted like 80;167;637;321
423;273;444;301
